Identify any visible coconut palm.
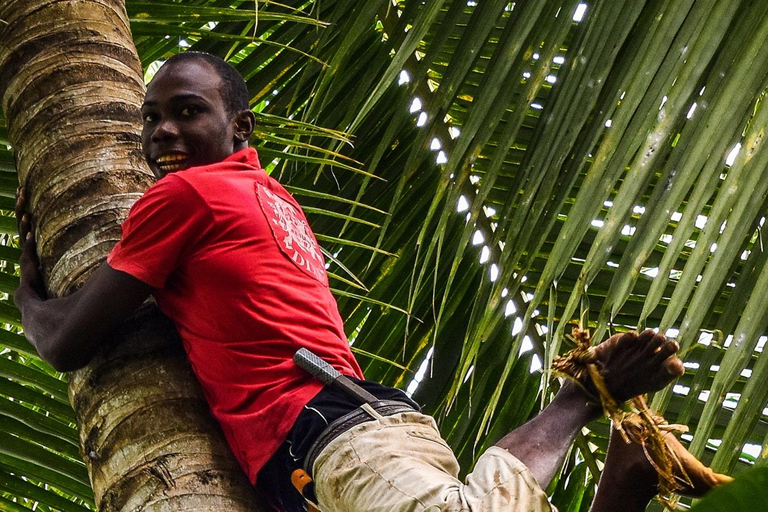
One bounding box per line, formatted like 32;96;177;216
0;0;269;510
2;0;768;510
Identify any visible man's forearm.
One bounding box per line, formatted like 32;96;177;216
15;262;153;372
494;380;601;489
14;284;90;371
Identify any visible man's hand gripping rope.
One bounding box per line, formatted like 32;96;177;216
553;329;732;507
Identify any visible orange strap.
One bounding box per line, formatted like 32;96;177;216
291;468;320;512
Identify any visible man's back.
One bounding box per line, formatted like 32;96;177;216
108;147;362;481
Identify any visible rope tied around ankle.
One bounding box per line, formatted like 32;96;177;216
552;328;693;508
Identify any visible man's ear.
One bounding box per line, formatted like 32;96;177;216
233;110;255;144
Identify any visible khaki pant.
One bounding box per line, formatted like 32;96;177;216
313;411;554;512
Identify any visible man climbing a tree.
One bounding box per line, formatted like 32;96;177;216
14;52;730;511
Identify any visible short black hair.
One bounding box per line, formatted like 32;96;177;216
161;52;250;116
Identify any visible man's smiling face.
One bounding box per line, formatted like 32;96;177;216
141;59;237;179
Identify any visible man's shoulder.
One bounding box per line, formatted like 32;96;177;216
145;172;199;199
143;154;268;208
180;160;268;193
132;173;209;217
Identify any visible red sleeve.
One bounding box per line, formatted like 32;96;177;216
107;176;212;288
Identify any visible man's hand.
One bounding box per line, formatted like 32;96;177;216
15;185;33;241
591;330;684;403
496;330;685;490
15;186;46;300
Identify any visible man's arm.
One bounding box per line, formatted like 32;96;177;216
495;330;684;488
14;222;152;372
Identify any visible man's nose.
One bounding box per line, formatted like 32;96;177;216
151;119;179;141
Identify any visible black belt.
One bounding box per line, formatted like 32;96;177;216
303;399;417;476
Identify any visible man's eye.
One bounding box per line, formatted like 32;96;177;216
180;106;198;117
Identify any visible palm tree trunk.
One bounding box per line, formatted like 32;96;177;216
0;1;264;509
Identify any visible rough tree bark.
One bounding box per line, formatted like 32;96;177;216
0;1;264;510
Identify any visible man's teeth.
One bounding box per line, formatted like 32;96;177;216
160;163;184;172
156;155;187;171
157;154;186;163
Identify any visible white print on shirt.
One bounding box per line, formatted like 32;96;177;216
257;184;328;284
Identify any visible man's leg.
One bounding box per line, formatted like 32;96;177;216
590;427;661;512
312;411;556;512
312;331;723;512
590;426;732;512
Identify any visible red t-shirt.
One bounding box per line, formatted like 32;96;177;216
107;148;363;483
